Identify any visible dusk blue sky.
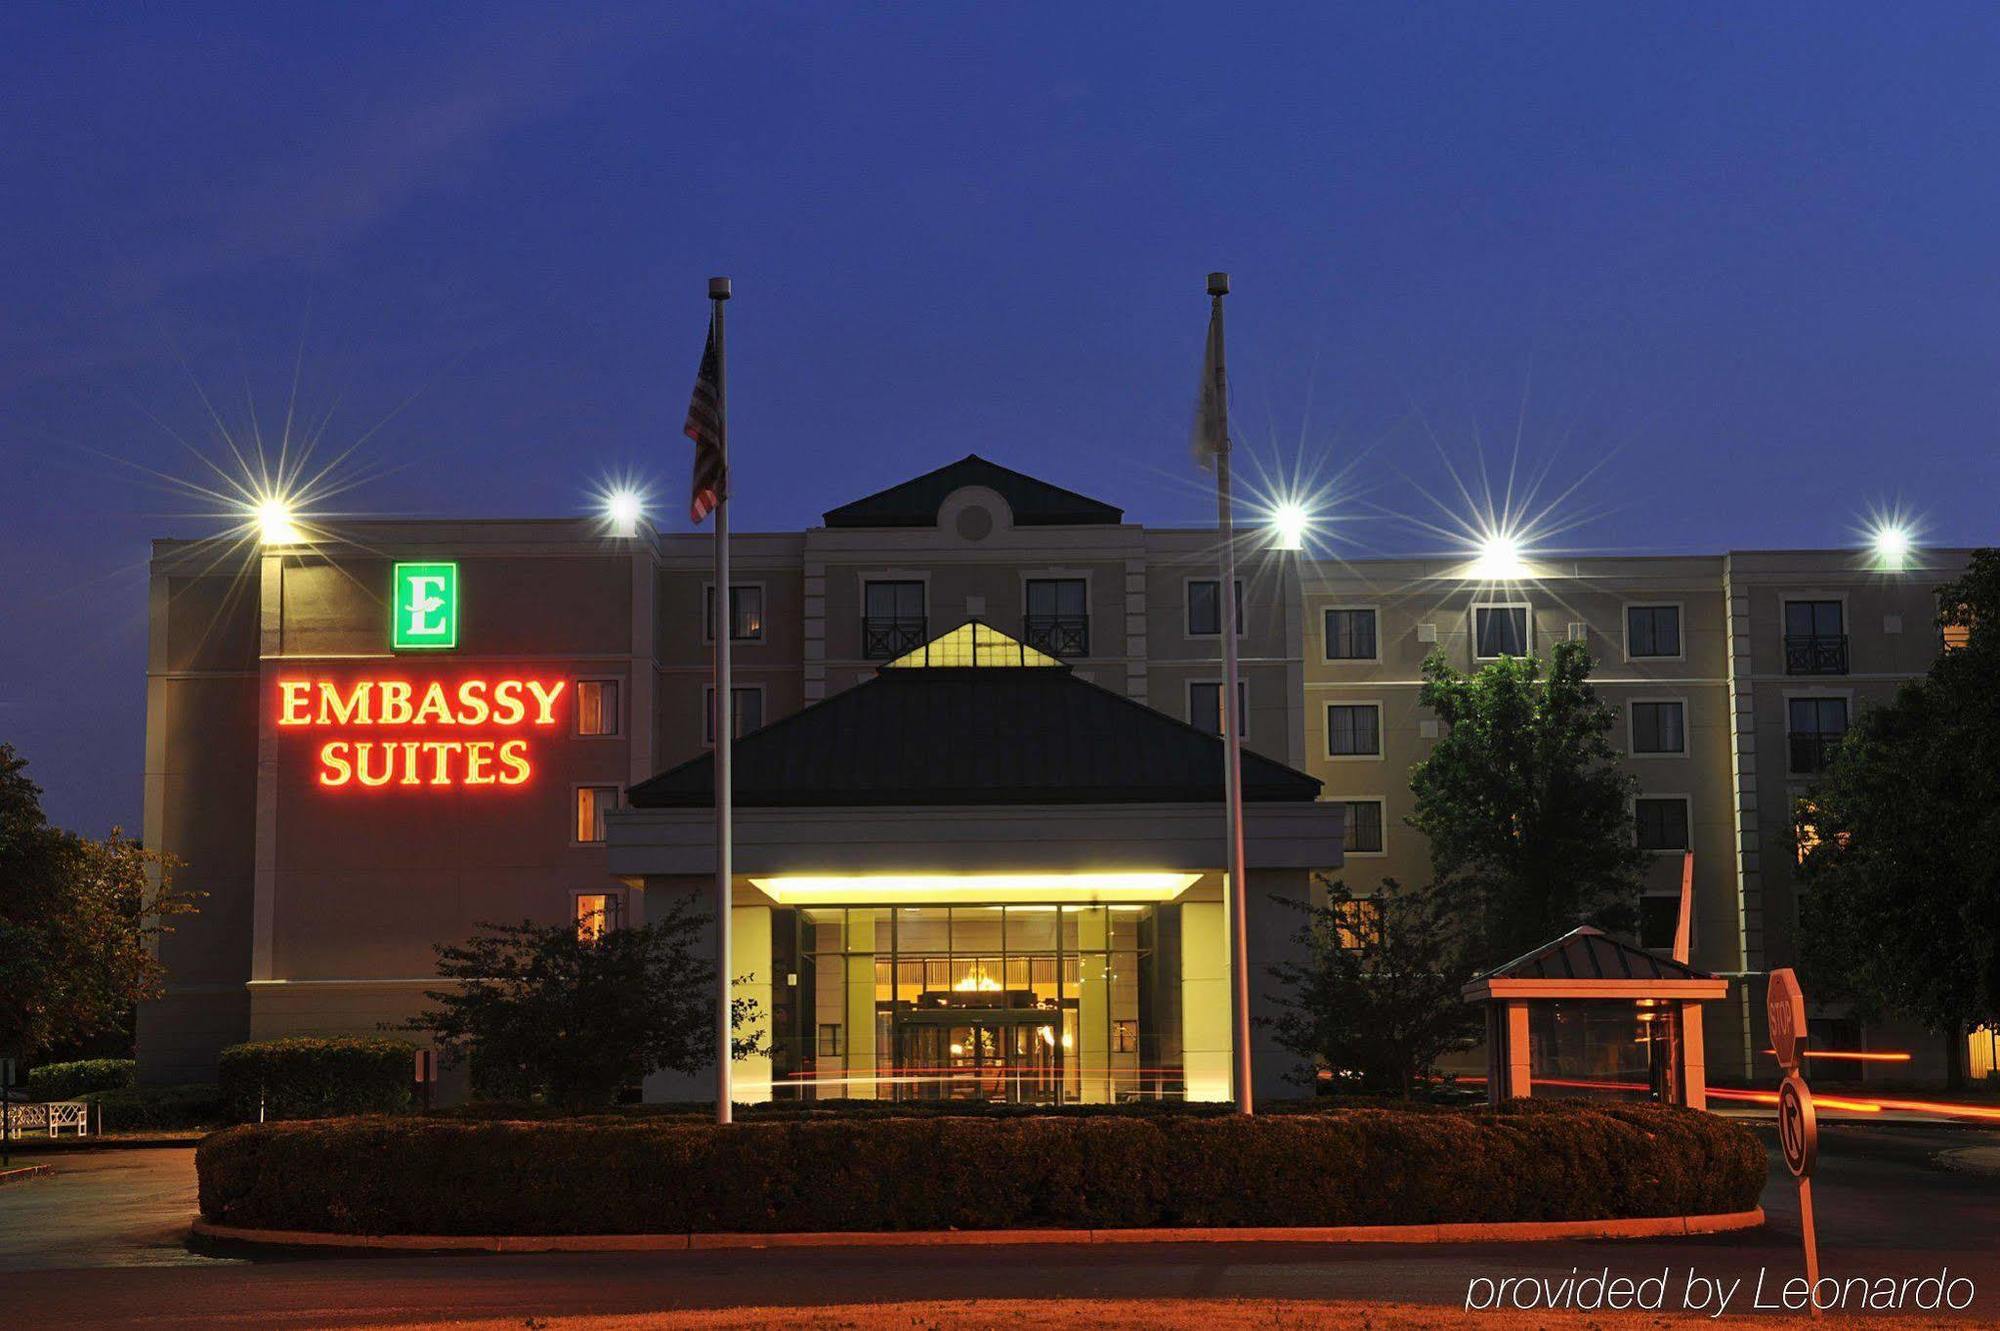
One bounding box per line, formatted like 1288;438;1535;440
4;4;1997;833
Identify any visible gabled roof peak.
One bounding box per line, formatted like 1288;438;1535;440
822;455;1123;529
880;619;1067;671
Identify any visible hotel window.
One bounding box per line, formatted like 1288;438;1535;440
574;785;620;844
862;580;926;658
1634;797;1690;852
1473;605;1530;658
704;686;765;744
1324;608;1377;661
704;585;765;642
1639;896;1680;952
1627;605;1681;658
1023;578;1090;658
1784;599;1848;674
1187;579;1245;637
817;1023;842;1057
1189;681;1246;738
1326;704;1381;756
1342;799;1385;853
1630;701;1685;754
575;679;620;737
1334;898;1383;950
1787;697;1849;773
573;891;624;943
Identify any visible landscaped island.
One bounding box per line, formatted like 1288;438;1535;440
195;1100;1764;1237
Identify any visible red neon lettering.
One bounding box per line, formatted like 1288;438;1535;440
524;679;567;726
498;738;531;786
319;741;352;786
279;681;313;726
490;680;526;725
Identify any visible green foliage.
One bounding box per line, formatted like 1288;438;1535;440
1265;877;1481;1095
196;1101;1765;1235
1798;549;2000;1084
1411;641;1647;963
86;1083;226;1131
0;743;199;1060
218;1036;415;1121
24;1058;136;1100
401;903;765;1113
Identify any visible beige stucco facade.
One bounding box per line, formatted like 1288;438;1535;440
136;459;1974;1090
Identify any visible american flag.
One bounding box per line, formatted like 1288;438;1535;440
684;320;725;523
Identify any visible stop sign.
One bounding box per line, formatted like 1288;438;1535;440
1768;967;1808;1072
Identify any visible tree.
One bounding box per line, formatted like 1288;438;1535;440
1266;876;1481;1096
404;902;765;1111
0;744;196;1062
1411;640;1648;964
1797;550;2000;1088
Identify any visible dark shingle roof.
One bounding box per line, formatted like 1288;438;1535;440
1470;927;1717;984
629;666;1321;808
822;455;1123;528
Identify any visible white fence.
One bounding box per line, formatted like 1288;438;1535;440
3;1101;90;1138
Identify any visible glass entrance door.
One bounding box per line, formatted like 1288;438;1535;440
895;1015;1063;1103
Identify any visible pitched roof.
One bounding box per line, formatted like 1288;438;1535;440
822;455;1124;528
628;647;1322;809
1469;926;1718;984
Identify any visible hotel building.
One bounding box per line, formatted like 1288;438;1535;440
137;456;1977;1096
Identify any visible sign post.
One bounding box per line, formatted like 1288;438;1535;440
2;1057;14;1168
413;1048;437;1114
1767;967;1821;1316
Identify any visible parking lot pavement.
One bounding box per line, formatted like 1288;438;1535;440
0;1147;228;1272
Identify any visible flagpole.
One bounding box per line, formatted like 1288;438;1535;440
1208;271;1254;1117
709;275;733;1127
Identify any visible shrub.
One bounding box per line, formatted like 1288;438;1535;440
197;1099;1765;1236
25;1058;136;1100
88;1083;225;1132
217;1037;415;1121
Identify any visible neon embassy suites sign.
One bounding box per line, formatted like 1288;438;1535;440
277;562;569;789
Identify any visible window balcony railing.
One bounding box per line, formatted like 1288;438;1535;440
862;616;928;660
1022;614;1090;659
1784;634;1849;675
1789;732;1845;774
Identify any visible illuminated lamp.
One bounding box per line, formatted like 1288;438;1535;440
1465;531;1529;580
607;490;644;538
1270;501;1309;552
745;872;1203;906
254;494;302;545
1871;523;1912;570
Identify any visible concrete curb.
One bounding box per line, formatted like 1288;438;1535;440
0;1164;51;1186
192;1207;1764;1252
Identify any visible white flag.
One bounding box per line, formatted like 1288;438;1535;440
1191;302;1226;469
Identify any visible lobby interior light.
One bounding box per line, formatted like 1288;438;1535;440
253;494;302;545
606;490;644;538
746;872;1203;906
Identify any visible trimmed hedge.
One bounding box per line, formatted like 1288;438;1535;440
218;1037;415;1121
25;1059;136;1100
88;1083;226;1131
197;1100;1765;1235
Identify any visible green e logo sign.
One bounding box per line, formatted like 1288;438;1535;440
392;562;458;650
